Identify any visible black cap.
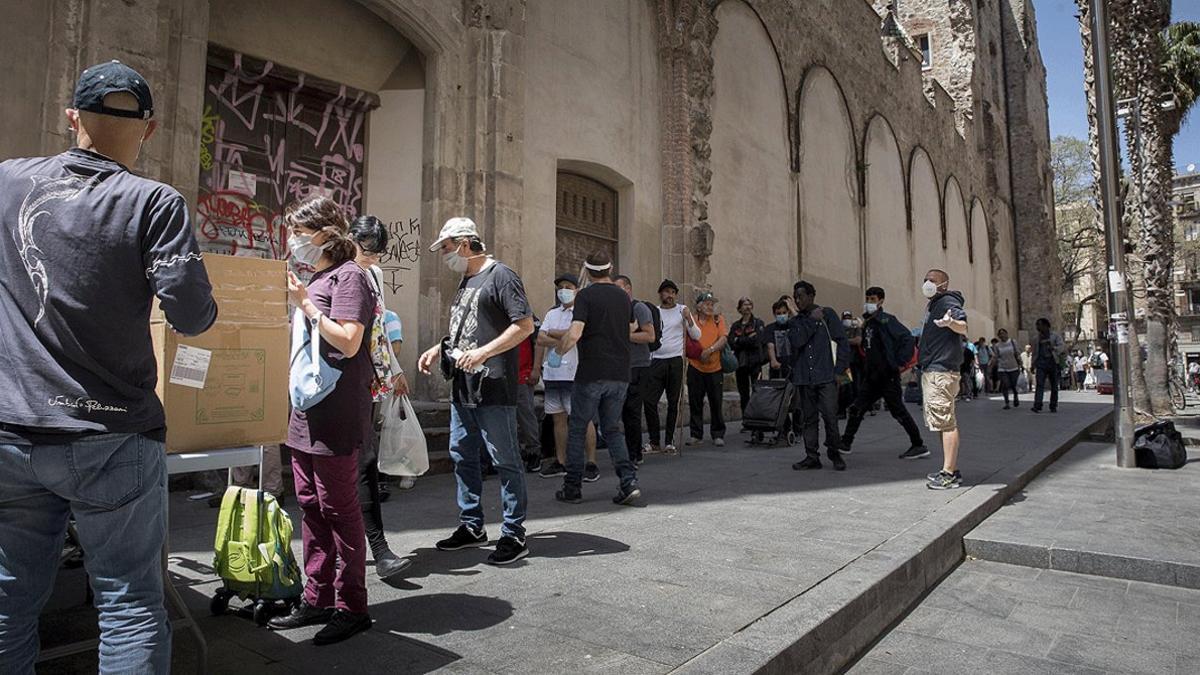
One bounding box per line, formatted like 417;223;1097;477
73;61;154;120
553;273;579;287
658;278;679;293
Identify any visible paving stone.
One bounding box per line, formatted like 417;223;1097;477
867;630;992;672
977;648;1107;675
932;610;1057;658
1003;600;1122;641
845;656;911;674
1046;632;1175;674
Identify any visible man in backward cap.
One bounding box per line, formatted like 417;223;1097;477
418;217;535;565
0;61;217;672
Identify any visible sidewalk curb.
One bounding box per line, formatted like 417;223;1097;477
671;408;1113;675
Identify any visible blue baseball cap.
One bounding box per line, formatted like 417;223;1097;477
73;61;154;120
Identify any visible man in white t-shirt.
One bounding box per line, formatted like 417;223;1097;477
641;279;700;455
534;274;598;480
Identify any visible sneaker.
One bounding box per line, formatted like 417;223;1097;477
613;484;642;505
831;454;847;471
555;488;582;504
1003;404;1011;410
539;461;567;478
1030;407;1041;413
663;444;679;455
839;444;852;455
583;463;600;483
524;456;542;473
713;438;725;448
792;457;822;470
927;470;963;491
268;601;334;630
899;445;931;460
643;443;662;455
435;525;488;551
685;437;702;447
398;476;416;490
1013;401;1020;408
313;609;372;645
486;536;529;565
374;549;412;580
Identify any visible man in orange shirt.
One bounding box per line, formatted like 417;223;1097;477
685;291;729;447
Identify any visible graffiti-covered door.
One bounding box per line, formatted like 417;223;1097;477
197;48;378;259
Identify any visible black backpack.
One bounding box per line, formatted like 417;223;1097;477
642;300;664;352
1133;421;1187;470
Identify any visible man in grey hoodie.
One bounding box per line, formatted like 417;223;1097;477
1030;317;1067;413
918;269;969;490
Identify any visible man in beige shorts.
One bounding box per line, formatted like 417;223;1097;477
916;270;969;490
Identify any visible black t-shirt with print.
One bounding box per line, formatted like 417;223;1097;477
862;319;891;374
448;261;532;406
572;282;632;384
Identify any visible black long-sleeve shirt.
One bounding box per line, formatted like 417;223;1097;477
0;148;217;438
787;306;848;386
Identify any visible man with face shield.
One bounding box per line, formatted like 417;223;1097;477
417;218;535;566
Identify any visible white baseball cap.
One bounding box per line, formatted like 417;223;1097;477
429;217;480;252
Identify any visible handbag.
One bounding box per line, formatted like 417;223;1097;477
685;333;703;360
720;344;738;373
378;395;430;476
289;308;342;411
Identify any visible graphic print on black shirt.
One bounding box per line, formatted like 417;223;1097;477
863;319;891;374
447;261;532;406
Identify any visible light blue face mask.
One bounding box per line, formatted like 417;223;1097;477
775;315;789;325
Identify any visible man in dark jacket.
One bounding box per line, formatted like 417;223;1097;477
788;280;849;471
918;269;969;490
0;62;217;672
841;287;927;458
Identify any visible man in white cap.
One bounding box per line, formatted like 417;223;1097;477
418;217;534;565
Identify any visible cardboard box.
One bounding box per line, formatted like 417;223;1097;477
152;254;289;453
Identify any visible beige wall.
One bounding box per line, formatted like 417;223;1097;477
910;148;946;312
944;177;973;316
208;0;414;92
863;116;921;324
0;2;50;159
970;199;995;337
522;0;663;312
991;201;1019;333
706;0;794;319
798;67;861;313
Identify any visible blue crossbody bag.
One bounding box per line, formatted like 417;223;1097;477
289;308;342;411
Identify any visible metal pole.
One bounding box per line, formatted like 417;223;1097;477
1090;0;1136;466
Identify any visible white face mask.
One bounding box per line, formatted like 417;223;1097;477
443;247;469;274
842;319;854;328
288;232;328;267
922;280;939;298
557;288;576;305
864;302;878;315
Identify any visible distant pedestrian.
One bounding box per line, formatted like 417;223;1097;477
1073;351;1088;392
0;60;217;671
1030;318;1066;414
840;287;927;459
766;297;795;379
918;269;969;490
788;281;849;472
1090;345;1109;371
685;291;729;447
992;328;1022;409
642;279;700;455
417;217;534;566
535;274;598;480
614;275;657;465
975;338;991;393
729;297;766;417
1021;344;1035;384
988;337;1001;392
552;251;641;506
959;339;976;401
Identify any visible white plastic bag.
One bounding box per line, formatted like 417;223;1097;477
1016;371;1030;394
378;395;429;477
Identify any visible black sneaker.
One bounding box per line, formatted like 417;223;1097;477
927;470;963;490
539;461;566;478
268;601;334;630
435;525;488;551
1030;407;1041;413
1003;404;1011;410
839;444;852;455
486;536;529;565
613;484;642;505
374;549;412;580
583;462;600;483
555;488;583;504
792;457;822;470
899;445;931;460
313;609;371;645
524;456;542;473
831;455;847;471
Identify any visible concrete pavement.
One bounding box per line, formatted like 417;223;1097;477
37;392;1111;674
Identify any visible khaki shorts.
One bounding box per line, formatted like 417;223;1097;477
921;371;960;432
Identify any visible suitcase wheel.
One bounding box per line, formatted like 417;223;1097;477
210;590;230;617
786;431;796;447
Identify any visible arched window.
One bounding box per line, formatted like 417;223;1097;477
555;172;618;277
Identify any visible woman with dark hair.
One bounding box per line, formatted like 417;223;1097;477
728;296;766;417
347;215;411;579
268;196;376;645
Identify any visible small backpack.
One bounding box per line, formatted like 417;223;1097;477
643;301;664;352
213;487;303;601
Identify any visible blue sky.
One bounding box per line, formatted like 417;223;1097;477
1035;0;1199;174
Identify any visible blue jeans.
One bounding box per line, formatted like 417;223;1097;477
449;404;527;540
564;380;638;492
0;433;169;674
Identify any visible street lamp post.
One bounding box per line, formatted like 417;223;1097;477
1089;0;1136;466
